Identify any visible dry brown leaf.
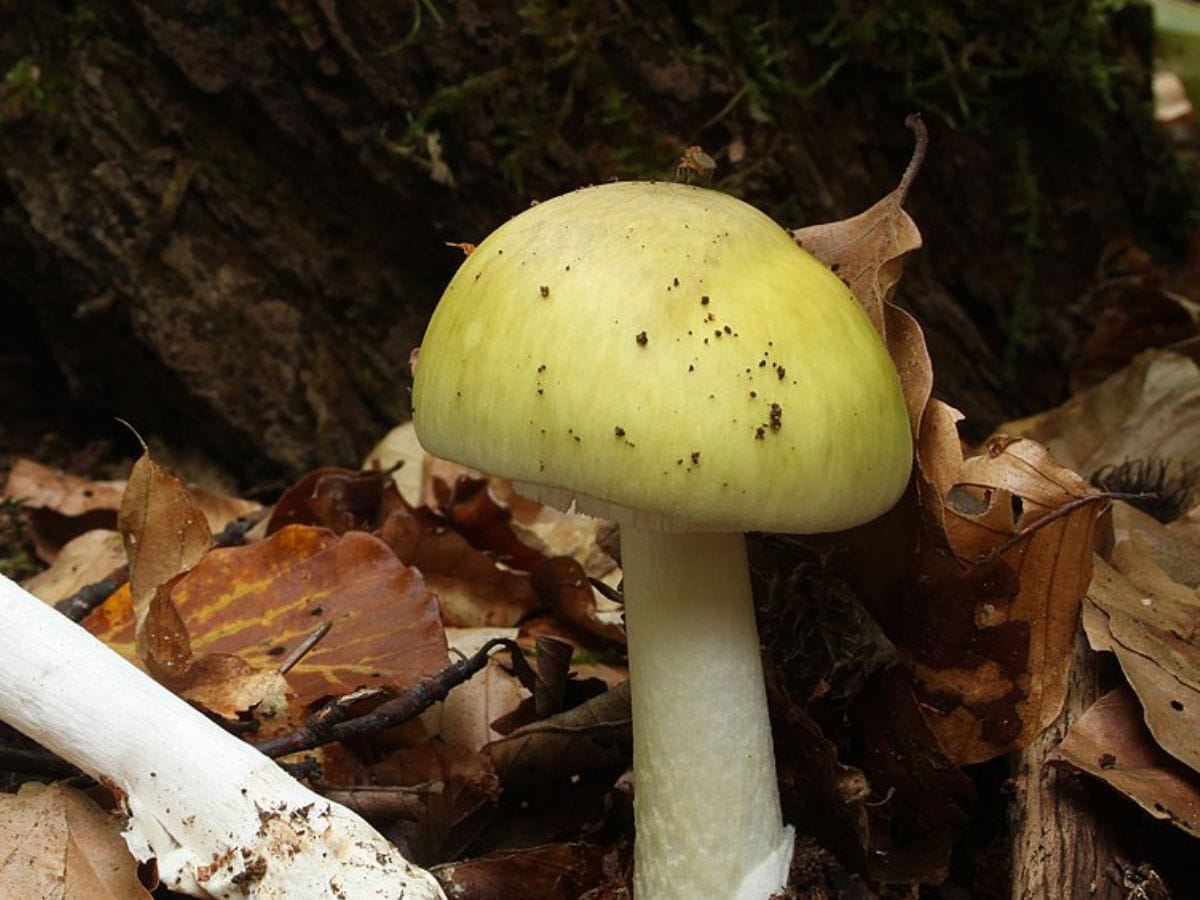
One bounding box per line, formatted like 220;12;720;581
370;741;501;865
431;475;547;571
365;422;428;506
940;439;1099;762
1002;350;1200;477
874;436;1105;765
884;303;935;438
1050;685;1200;837
0;782;151;899
381;512;539;628
791;117;925;337
3;459;126;515
177;660;290;721
140;581;194;683
3;458;257;564
913;400;968;539
1081;599;1115;652
1117;649;1200;773
1169;501;1200;550
433;842;627;900
1086;552;1200;774
484;681;632;791
1104;543;1200;683
791;120;930;440
268;464;543;629
422;442;620;578
2;459;124;562
22;529;125;605
421;628;527;753
530;557;626;646
266;467;396;536
86;525;448;707
118;452;211;656
1113;502;1200;588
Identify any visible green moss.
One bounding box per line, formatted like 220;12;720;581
2;57;47;116
374;1;1150;209
801;0;1136;132
0;498;38;582
373;0;446;55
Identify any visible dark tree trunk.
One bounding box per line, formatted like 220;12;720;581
1;1;1193;482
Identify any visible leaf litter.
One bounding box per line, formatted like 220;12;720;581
7;120;1200;897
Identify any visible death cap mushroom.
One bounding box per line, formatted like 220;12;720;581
413;180;912;533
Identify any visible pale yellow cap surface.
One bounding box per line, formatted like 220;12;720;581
413;181;912;533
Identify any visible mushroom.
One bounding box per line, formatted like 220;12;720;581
412;181;912;899
0;573;446;899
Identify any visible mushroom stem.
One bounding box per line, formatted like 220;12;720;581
619;524;794;899
0;573;446;900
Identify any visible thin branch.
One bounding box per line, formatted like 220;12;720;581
277;621;332;675
55;565;128;623
254;638;524;758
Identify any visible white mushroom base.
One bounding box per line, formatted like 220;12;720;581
620;525;794;900
0;573;445;900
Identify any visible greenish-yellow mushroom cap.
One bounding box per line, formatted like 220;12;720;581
413;181;912;533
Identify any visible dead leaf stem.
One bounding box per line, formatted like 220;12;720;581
976;492;1149;563
899;114;928;205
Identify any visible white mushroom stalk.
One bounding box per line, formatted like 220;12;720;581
620;525;793;899
0;573;446;900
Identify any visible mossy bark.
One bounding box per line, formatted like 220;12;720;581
0;1;1193;480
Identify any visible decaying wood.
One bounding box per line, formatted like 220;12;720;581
1009;626;1123;900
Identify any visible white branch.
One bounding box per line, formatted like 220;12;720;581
0;574;446;900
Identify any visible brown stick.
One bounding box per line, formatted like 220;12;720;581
254;638;524;757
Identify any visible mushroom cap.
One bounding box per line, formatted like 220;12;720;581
413;181;912;533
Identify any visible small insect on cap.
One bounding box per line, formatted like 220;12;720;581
413;181;913;533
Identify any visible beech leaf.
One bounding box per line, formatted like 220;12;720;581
368;741;501;865
22;529;125;606
86;525;449;707
871;433;1106;764
117;451;211;655
422;628;526;752
2;459;122;563
1002;350;1200;478
484;681;632;791
1086;552;1200;774
0;782;150;900
791;114;926;338
2;457;256;564
1050;685;1200;837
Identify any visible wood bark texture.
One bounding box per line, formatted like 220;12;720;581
0;2;1193;480
1009;626;1123;900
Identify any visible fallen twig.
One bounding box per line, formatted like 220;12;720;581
255;638;525;758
